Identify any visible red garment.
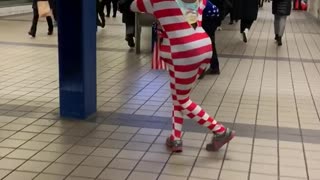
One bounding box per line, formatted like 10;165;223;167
131;0;226;140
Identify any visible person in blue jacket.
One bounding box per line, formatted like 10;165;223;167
28;0;54;38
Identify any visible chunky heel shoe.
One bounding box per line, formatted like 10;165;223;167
28;31;35;38
125;36;135;48
206;128;235;151
277;37;282;46
166;137;183;153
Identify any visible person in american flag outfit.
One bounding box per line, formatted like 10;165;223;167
130;0;235;152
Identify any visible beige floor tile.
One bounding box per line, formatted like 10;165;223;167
249;173;278;180
280;166;308;179
3;171;37;180
219;170;248;180
44;163;77;176
251;163;278;175
71;165;104;178
98;168;131;180
163;164;192;176
135;161;165;173
34;174;65;180
190;167;219;179
108;158;138;170
127;171;158;180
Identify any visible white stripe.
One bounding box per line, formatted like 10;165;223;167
182;100;192;109
162;38;170;45
192;106;202;115
160;52;171;59
173;111;183;118
212;124;221;131
154;1;178;10
174;83;195;92
171;37;210;53
166;28;194;39
202;113;209;121
203;121;212;127
174;69;199;81
158;16;185;26
144;0;154;13
130;2;139;12
174;123;183;130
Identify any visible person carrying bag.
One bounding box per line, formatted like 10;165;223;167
28;0;54;38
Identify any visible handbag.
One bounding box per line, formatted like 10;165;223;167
151;22;168;70
37;1;52;17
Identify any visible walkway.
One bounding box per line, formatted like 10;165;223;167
0;3;320;180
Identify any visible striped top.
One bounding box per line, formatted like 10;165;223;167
131;0;212;66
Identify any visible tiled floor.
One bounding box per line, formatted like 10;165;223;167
0;3;320;180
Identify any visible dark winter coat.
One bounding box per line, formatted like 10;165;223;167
233;0;259;21
32;0;53;9
272;0;292;16
119;0;135;25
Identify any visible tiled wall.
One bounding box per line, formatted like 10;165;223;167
0;4;31;17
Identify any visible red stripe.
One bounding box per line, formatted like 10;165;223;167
198;119;206;125
174;62;202;72
170;32;208;45
175;77;197;85
172;44;212;59
160;45;170;52
174;117;183;124
188;113;195;119
198;110;205;117
154;8;181;18
176;89;192;96
178;98;190;105
153;0;172;3
162;22;191;32
136;0;147;13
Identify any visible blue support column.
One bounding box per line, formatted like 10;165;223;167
57;0;97;119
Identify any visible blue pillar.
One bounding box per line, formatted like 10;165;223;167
57;0;97;119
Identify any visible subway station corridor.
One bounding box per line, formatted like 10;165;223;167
0;3;320;180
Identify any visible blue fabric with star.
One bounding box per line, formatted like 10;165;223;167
203;0;220;17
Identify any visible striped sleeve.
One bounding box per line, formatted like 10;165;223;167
130;0;154;14
198;0;206;26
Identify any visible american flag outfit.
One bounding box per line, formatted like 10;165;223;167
131;0;227;142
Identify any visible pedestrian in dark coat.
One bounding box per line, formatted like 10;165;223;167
29;0;54;38
199;0;224;79
233;0;259;43
119;0;135;47
97;0;106;28
272;0;291;46
104;0;119;17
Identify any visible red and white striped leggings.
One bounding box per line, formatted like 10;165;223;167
167;60;226;141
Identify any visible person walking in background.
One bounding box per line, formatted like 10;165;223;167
97;0;106;28
105;0;119;17
51;0;57;26
28;0;54;38
199;0;224;79
293;0;302;10
225;0;235;24
130;0;235;153
119;0;135;47
233;0;259;43
273;0;291;46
